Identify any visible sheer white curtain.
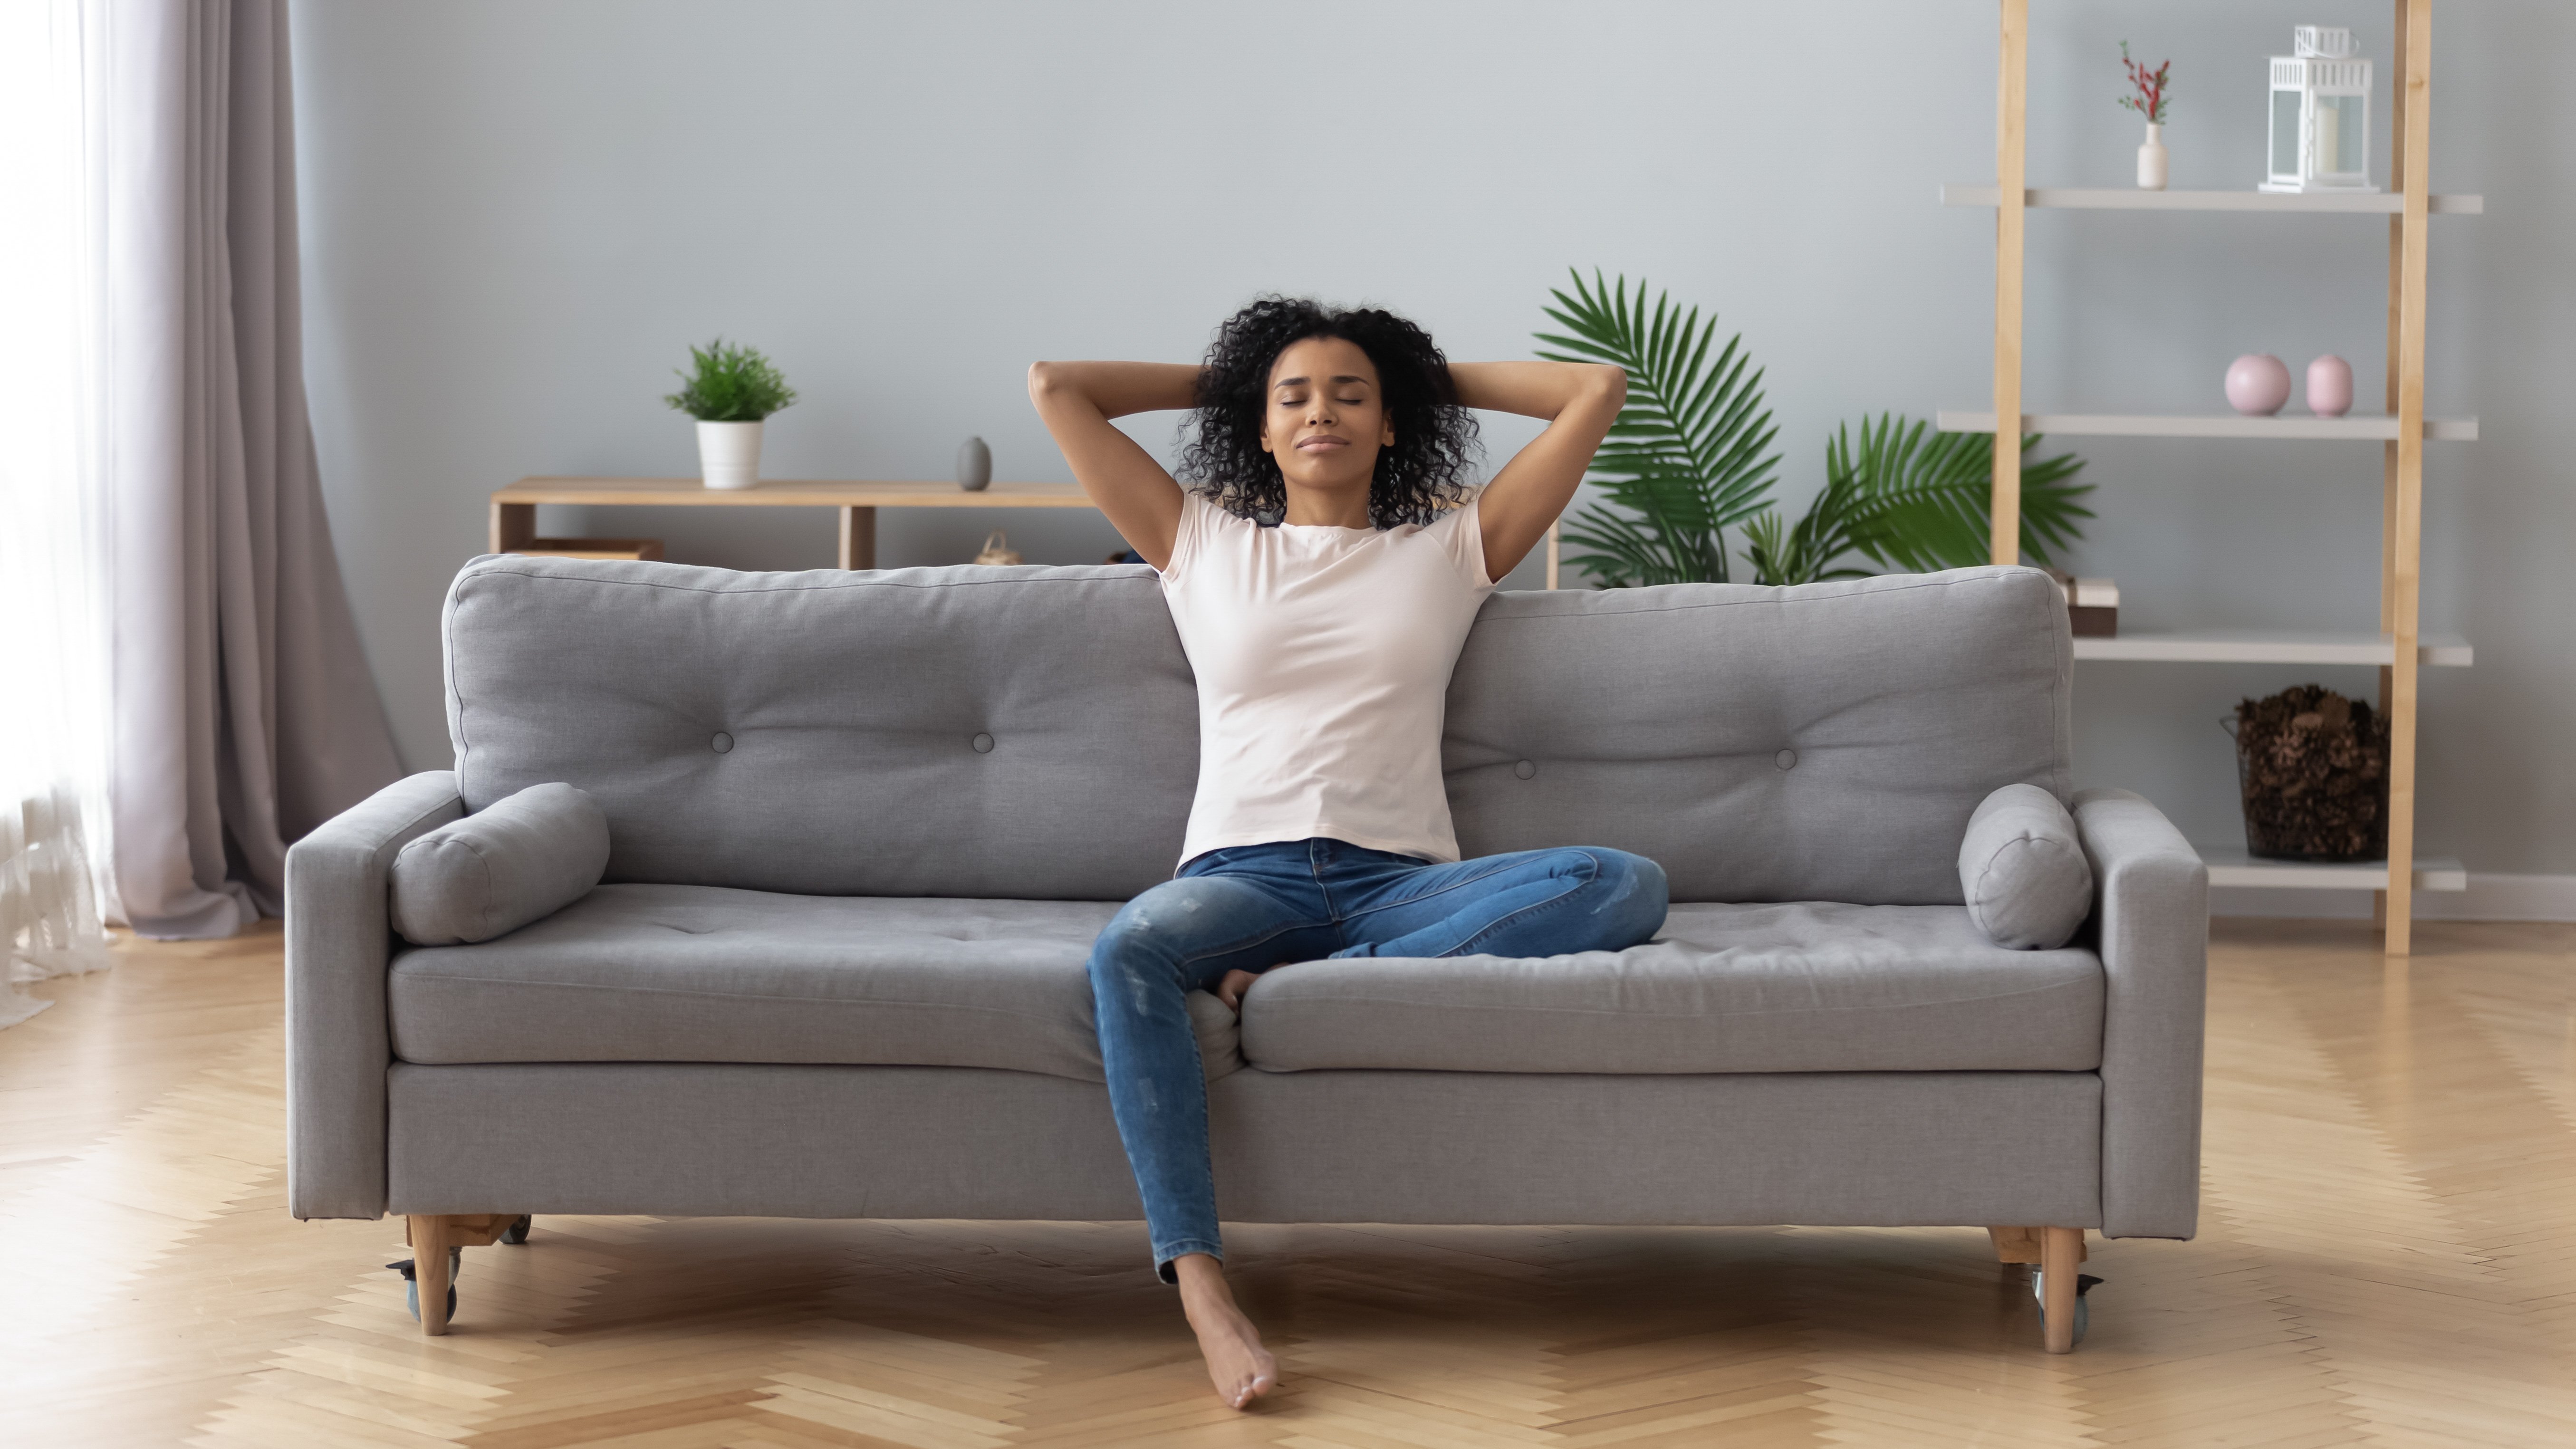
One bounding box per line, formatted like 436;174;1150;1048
0;0;116;1027
1;0;400;1017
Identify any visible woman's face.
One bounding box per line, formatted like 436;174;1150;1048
1259;335;1394;499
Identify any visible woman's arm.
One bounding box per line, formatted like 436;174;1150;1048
1027;361;1199;570
1449;361;1626;581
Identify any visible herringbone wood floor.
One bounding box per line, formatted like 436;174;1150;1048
3;919;2571;1447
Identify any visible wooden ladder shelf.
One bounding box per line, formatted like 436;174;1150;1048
1979;0;2456;955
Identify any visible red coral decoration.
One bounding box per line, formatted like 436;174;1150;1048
2117;41;2172;125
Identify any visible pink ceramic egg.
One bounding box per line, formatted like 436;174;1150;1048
2306;355;2354;417
2225;354;2293;416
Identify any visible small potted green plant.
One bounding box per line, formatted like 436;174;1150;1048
664;339;797;490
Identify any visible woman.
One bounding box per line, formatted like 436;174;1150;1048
1027;297;1668;1409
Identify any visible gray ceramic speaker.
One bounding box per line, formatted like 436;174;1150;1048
956;436;992;491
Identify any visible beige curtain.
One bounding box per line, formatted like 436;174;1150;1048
105;0;401;938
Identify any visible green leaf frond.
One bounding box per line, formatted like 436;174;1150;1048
1536;269;1780;585
1744;415;2094;585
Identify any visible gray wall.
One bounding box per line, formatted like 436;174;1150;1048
291;1;2571;876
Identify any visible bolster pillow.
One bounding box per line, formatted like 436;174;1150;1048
1957;783;2094;950
390;782;609;945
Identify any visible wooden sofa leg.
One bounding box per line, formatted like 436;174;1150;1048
1988;1225;2042;1264
409;1214;452;1336
404;1212;512;1336
2041;1226;2083;1353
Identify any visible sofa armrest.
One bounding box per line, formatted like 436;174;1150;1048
2074;787;2209;1239
286;770;464;1219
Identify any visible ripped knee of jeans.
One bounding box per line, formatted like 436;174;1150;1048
1090;878;1242;992
1596;850;1670;945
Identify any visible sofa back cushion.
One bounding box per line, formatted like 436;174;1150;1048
444;558;1200;900
1442;569;2071;905
444;557;2068;904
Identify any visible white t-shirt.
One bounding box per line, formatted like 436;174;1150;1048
1158;489;1498;869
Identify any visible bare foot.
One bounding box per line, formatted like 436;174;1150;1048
1171;1254;1278;1409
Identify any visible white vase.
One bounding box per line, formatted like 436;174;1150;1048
696;420;762;490
2136;122;2168;191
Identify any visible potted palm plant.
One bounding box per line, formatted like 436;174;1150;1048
1535;269;2092;587
1740;415;2092;585
664;339;797;490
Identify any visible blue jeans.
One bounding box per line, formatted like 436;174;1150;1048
1086;837;1670;1280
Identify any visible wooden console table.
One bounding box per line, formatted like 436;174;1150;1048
488;477;1098;569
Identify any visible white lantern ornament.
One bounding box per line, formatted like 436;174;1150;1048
2260;26;2376;193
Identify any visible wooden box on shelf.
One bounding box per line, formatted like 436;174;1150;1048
506;537;665;561
2045;570;2118;637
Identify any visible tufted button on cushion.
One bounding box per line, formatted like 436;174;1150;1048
711;732;734;754
1775;748;1797;770
1514;760;1537;780
971;732;995;754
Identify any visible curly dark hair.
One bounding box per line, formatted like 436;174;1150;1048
1175;296;1481;529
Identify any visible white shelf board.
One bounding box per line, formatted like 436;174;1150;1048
1937;410;2477;442
2198;844;2467;892
1942;183;2483;214
2074;631;2471;667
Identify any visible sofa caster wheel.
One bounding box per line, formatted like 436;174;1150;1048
390;1248;461;1323
500;1214;532;1245
406;1277;458;1324
2033;1270;2101;1346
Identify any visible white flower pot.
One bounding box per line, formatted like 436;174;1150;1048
2137;122;2168;191
696;420;763;490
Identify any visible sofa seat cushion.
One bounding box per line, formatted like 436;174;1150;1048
1237;902;2102;1074
387;884;1242;1081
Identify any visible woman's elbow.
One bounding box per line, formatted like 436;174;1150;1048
1585;365;1627;410
1025;363;1087;409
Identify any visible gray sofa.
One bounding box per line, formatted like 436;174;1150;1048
285;556;2207;1351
